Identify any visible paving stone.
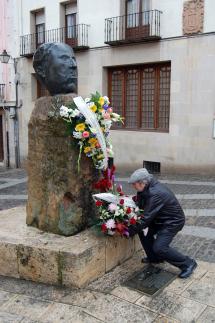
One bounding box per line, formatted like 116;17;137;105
185;216;215;228
0;290;15;306
182;272;215;307
0;200;26;211
153;315;180;323
111;286;143;303
0;295;52;321
59;289;157;323
0;169;27;179
0;311;24;323
0;182;27;195
40;303;101;323
0;275;66;302
179;199;215;209
196;306;215;323
171;234;215;263
136;291;206;322
165;184;215;194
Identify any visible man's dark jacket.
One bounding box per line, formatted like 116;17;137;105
130;178;185;235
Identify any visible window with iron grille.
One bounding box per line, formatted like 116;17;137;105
108;63;171;131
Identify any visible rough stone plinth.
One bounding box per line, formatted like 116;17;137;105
26;94;98;236
0;207;142;288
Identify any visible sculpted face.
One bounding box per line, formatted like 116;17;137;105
33;42;78;96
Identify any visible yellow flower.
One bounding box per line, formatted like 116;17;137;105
97;154;104;160
88;138;98;147
90;104;97;113
84;146;91;154
101;127;105;132
75;123;85;132
98;97;105;106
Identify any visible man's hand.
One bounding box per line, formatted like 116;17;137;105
128;223;143;237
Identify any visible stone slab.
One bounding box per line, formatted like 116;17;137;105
136;290;206;322
0;206;140;288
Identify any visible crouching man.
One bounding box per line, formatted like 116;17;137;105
128;168;197;278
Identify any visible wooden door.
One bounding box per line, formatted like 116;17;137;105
125;0;150;40
65;13;78;47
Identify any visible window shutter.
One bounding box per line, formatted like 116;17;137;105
35;11;45;25
65;3;77;15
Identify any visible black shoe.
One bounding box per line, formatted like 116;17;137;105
178;260;197;279
141;257;164;264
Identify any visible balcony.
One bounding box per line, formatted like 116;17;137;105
0;84;5;102
105;10;162;45
20;24;90;57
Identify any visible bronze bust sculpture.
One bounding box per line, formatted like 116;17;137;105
33;42;77;95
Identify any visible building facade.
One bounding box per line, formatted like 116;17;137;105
1;0;215;173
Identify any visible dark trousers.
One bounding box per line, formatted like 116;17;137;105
138;226;192;270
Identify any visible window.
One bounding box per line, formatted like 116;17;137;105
108;63;171;131
65;2;77;45
35;10;45;47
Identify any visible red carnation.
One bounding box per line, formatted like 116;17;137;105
119;199;124;205
126;207;132;214
116;222;126;233
130;217;137;225
96;200;103;207
101;223;107;232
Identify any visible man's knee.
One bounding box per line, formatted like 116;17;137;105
153;243;168;257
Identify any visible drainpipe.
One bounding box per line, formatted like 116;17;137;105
13;58;20;168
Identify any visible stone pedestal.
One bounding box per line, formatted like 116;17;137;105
0;207;142;288
26;94;98;236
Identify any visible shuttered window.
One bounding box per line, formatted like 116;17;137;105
108;63;171;131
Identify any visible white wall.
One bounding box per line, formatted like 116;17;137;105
204;0;215;33
19;0;215;48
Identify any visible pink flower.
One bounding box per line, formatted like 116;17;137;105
108;203;118;213
104;113;111;120
82;131;90;138
107;108;113;113
106;219;116;229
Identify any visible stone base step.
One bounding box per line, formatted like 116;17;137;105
0;207;141;288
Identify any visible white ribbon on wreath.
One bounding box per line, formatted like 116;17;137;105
73;96;108;170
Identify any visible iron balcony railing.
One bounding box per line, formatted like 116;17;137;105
0;84;5;102
20;24;90;57
105;10;162;45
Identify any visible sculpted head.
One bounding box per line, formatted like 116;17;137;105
33;42;77;95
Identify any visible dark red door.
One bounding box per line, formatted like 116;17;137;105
65;13;78;48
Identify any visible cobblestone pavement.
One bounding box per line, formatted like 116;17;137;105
0;168;214;322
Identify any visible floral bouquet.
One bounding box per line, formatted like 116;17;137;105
92;163;144;237
93;185;144;237
59;92;123;171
